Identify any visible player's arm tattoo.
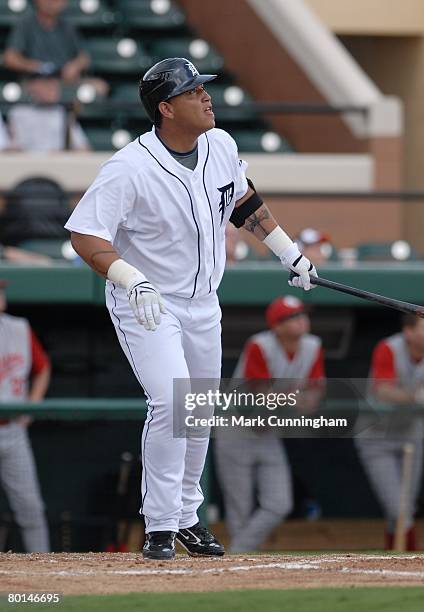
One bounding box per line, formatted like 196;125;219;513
90;250;116;274
243;204;272;240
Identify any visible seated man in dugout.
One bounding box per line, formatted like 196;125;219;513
355;313;424;550
3;0;107;151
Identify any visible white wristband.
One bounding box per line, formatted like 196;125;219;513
263;226;294;258
107;259;146;291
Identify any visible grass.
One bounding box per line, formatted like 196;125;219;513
4;588;424;612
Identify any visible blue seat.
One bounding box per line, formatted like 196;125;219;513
84;126;138;151
356;241;418;262
0;80;25;103
150;38;224;74
64;0;116;29
109;83;147;118
231;130;292;153
116;0;185;30
204;84;258;122
85;37;152;74
0;0;29;29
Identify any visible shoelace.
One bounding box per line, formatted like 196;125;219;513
150;531;175;545
189;524;214;542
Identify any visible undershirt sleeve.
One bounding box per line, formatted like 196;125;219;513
370;340;396;381
308;346;325;380
30;329;50;376
243;341;271;379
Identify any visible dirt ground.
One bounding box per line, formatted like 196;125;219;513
0;552;423;595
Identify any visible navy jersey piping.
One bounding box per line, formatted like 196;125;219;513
138;137;201;298
203;133;215;294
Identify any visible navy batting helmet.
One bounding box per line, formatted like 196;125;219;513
139;57;217;123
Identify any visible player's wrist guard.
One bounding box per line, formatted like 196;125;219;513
107;259;147;292
263;226;295;257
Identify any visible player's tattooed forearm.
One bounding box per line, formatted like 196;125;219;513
90;250;116;272
244;206;271;239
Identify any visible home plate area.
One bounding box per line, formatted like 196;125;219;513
0;553;424;595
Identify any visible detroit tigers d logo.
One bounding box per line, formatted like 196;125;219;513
218;182;234;224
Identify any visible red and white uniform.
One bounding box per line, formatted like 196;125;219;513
356;333;424;538
215;330;324;552
0;313;48;404
234;330;324;382
0;313;50;552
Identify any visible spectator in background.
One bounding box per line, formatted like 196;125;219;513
215;296;325;552
3;0;106;151
4;0;89;84
355;314;424;550
0;279;51;552
296;228;333;266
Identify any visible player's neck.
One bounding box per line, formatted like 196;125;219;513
156;126;199;154
36;12;58;30
407;341;424;363
278;336;300;356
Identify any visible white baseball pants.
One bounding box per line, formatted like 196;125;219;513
106;285;221;533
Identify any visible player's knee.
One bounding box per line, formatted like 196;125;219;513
277;496;293;520
262;493;293;520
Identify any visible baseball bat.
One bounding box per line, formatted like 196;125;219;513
309;275;424;317
394;443;415;551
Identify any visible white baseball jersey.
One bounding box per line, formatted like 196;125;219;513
65;126;248;298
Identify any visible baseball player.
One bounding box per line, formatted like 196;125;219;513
215;296;325;551
0;279;51;552
356;314;424;550
65;57;317;560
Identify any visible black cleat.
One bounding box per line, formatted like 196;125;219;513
142;531;176;560
177;523;225;557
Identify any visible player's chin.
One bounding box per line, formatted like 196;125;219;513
202;113;215;130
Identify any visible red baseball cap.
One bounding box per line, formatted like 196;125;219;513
266;296;305;328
